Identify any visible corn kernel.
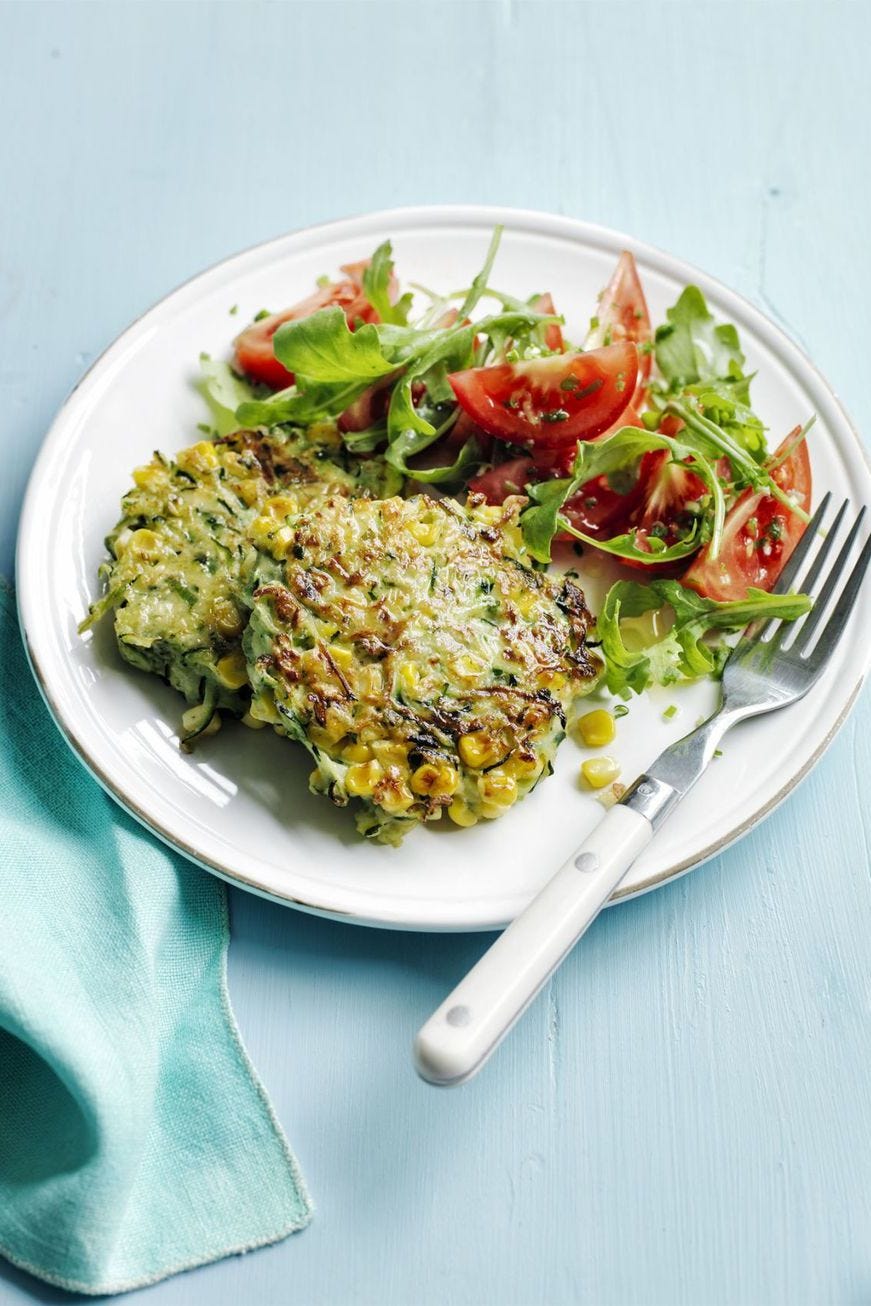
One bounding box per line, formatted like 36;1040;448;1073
455;653;486;682
177;440;220;473
377;782;415;815
249;690;281;725
241;710;267;730
580;756;621;790
220;451;247;477
328;644;354;671
209;597;244;639
248;514;275;549
411;762;459;798
269;526;295;558
478;769;517;808
201;712;222;738
539;668;567;690
263;494;299;521
504;753;543;781
127;528;163;560
371;740;409;768
458;730;501;769
249;513;295;557
343;741;372;763
236;477;263;507
345;760;384;797
447;799;478;828
473;504;503;525
215;650;248;690
408;519;439;547
515;591;538;619
132;463;165;491
577;709;616;748
398;661;420;695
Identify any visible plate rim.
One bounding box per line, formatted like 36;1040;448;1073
16;203;871;931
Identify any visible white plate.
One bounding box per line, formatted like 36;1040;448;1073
17;206;871;930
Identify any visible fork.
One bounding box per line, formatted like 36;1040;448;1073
414;495;871;1087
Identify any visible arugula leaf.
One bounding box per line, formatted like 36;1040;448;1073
272;306;395;383
198;355;258;435
520;475;576;564
654;286;746;389
387;433;482;484
596;578;813;697
236;378;369;428
386;324;475;453
688;384;765;459
666;397;808;525
375;323;455;362
475;308;562;364
456;224;503;319
647;284;787;476
340;423;386;454
561;523;703;566
362;241;413;326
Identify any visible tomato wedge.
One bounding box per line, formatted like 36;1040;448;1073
468;456;535;504
448;342;638;450
562;451;705;556
531;292;564;353
585;251;651;408
234;261;383;390
684;428;812;600
469;406;646;509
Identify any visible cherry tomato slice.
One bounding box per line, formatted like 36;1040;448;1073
234;262;382;390
684;428;812;600
468;456;536;504
531;292;564;353
585;251;652;408
448;342;638;450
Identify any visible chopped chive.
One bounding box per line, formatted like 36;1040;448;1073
662;704;678;720
573;379;604;401
613;704;629;718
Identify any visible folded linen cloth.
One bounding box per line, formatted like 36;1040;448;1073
0;583;311;1295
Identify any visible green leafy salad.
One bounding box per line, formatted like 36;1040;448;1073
205;227;812;702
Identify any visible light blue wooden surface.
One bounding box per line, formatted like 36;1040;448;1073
2;3;870;1303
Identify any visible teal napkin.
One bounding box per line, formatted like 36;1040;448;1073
0;583;311;1295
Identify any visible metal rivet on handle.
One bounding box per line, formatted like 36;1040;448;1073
574;853;599;874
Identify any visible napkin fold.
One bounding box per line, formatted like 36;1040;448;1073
0;583;311;1295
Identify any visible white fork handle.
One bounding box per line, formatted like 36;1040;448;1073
413;804;653;1086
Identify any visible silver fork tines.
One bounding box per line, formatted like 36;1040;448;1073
726;497;871;706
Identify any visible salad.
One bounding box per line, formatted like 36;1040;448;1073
204;227;813;702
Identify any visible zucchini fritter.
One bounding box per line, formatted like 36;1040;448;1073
245;493;597;843
83;427;400;740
